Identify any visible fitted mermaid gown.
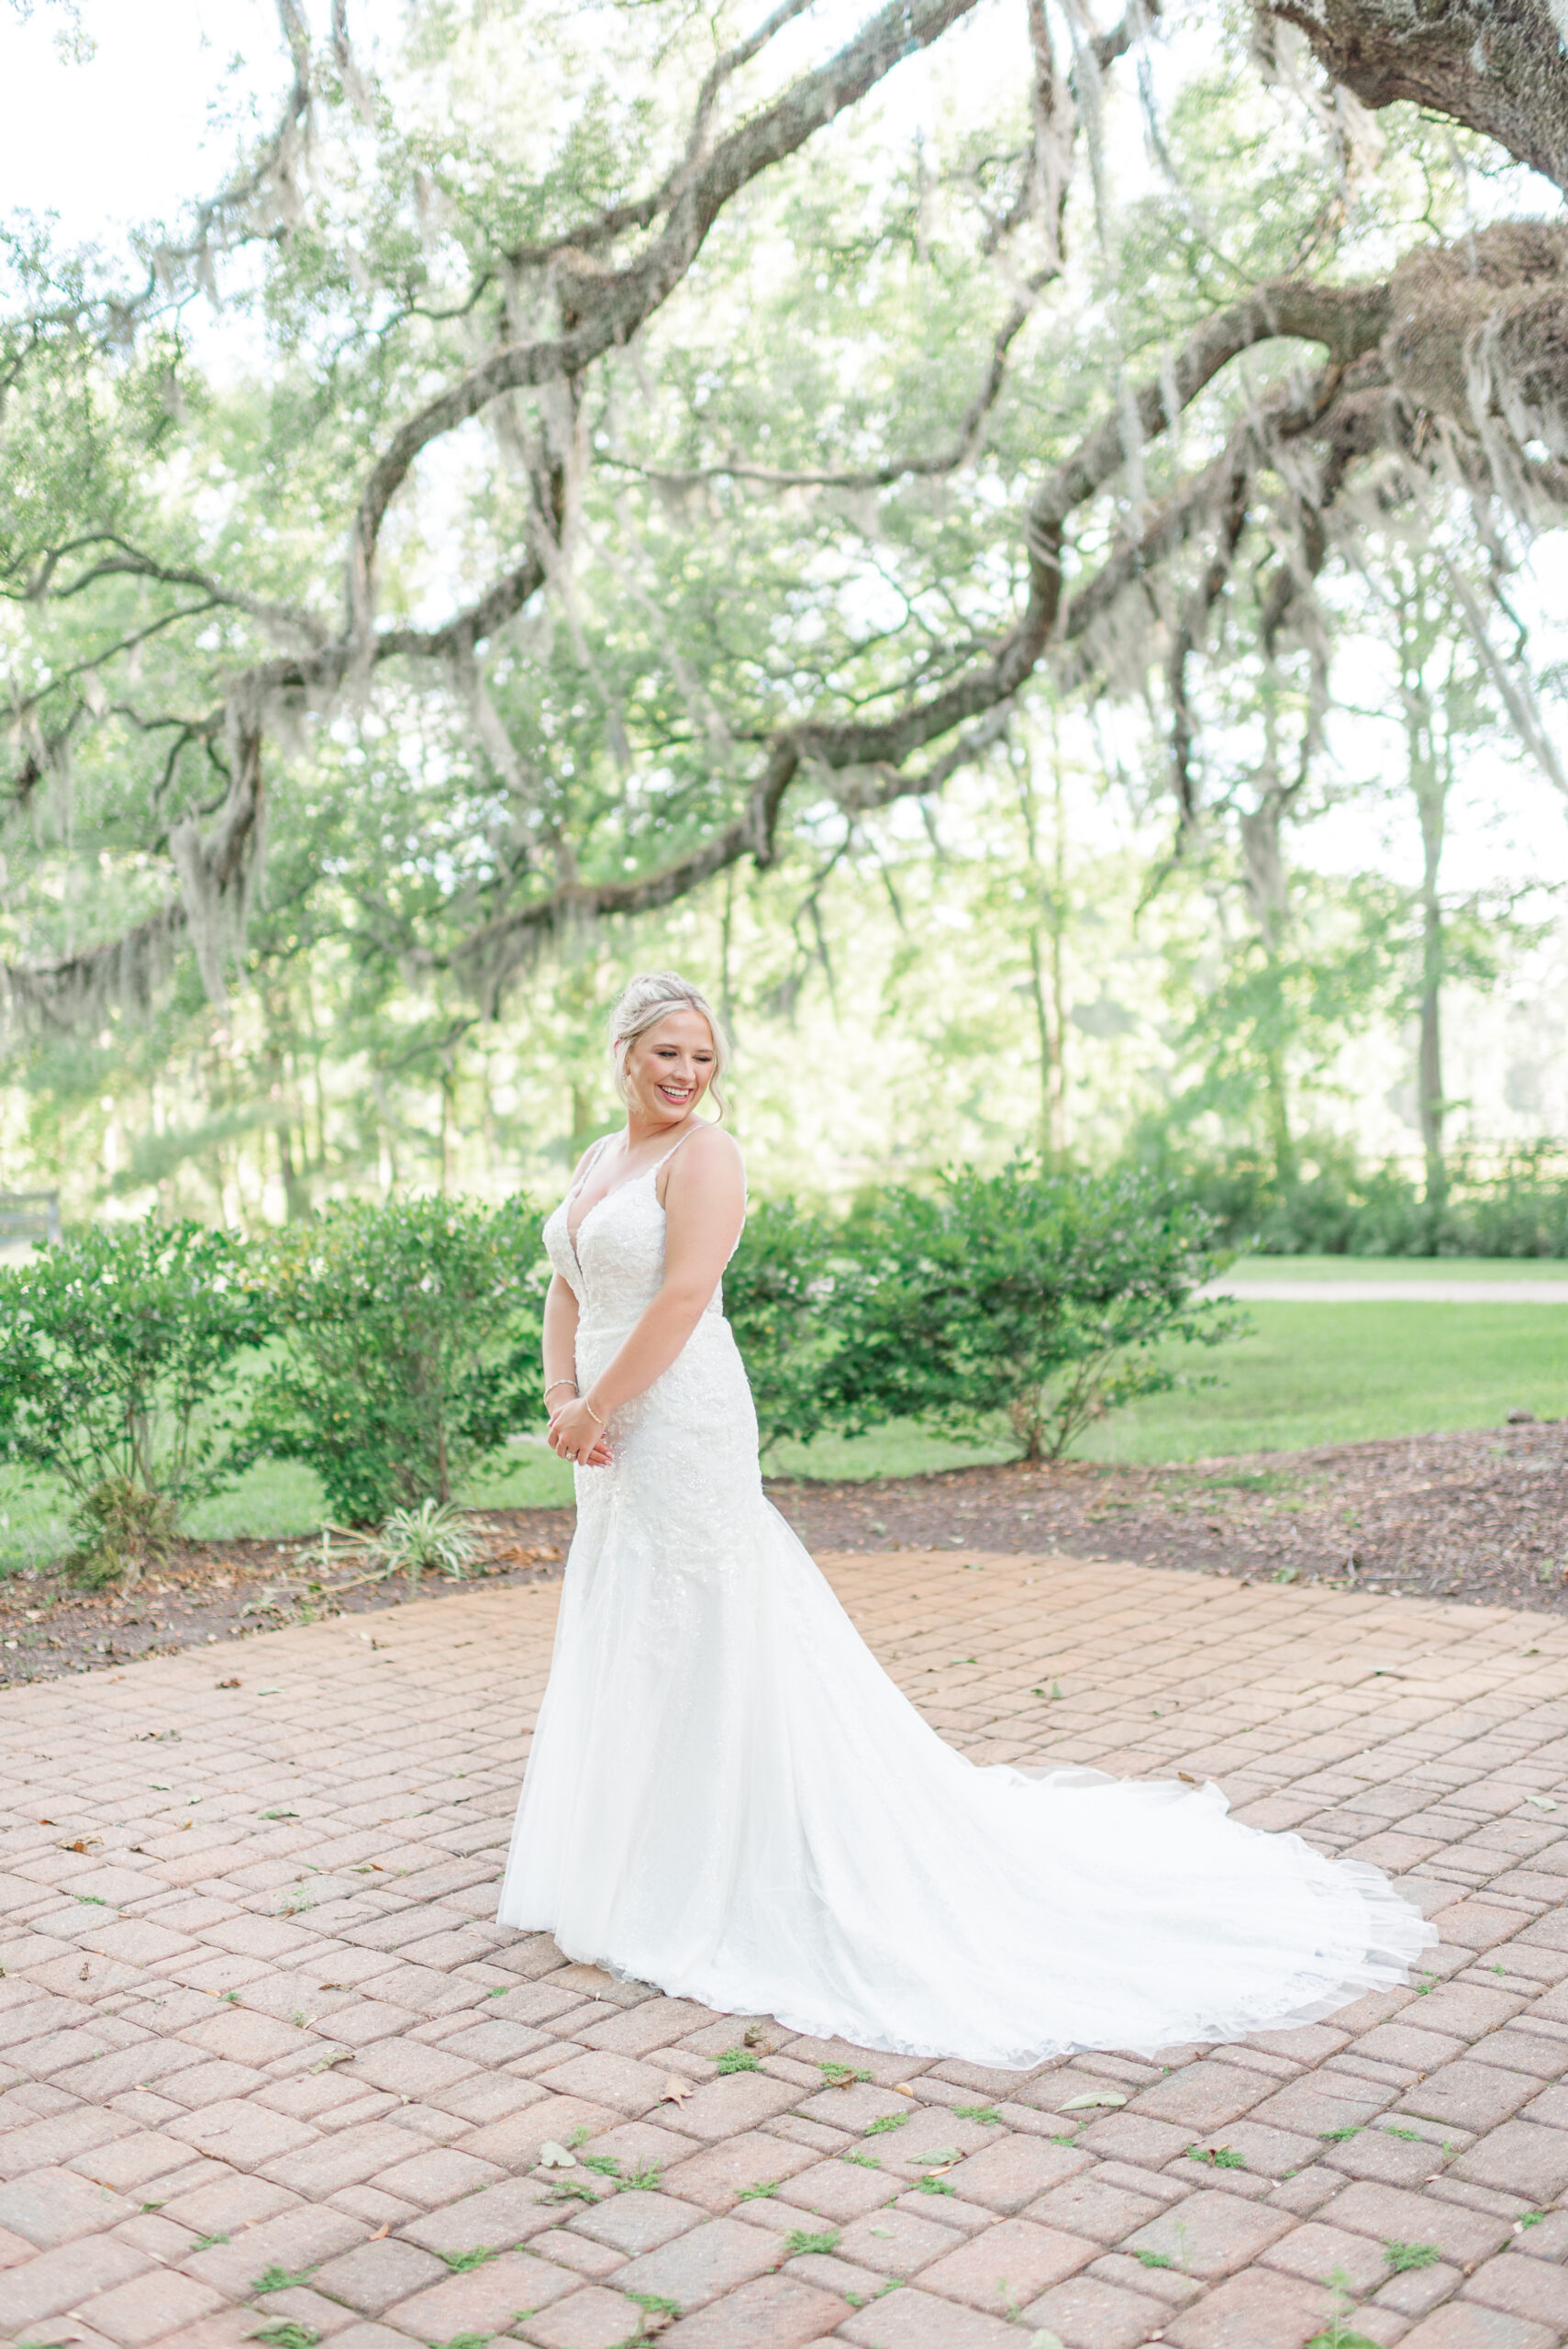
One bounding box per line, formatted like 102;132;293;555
496;1151;1434;2066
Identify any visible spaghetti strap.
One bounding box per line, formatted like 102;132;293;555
569;1125;718;1257
651;1121;708;1174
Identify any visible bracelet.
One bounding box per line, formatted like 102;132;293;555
580;1396;606;1430
544;1378;577;1403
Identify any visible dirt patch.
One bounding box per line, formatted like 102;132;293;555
3;1418;1564;1688
770;1416;1568;1606
0;1515;573;1691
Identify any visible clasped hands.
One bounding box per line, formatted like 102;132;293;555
548;1392;612;1467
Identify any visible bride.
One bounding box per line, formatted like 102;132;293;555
497;970;1433;2065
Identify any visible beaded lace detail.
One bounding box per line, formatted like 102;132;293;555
549;1152;727;1333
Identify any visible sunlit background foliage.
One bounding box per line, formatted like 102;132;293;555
2;0;1565;1230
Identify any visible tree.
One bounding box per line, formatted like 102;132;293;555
1267;0;1568;197
1339;529;1550;1205
1;0;1566;1216
1359;550;1479;1204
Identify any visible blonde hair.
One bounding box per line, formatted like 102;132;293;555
608;970;730;1117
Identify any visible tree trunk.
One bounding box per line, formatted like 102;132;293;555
1024;927;1061;1162
570;1083;597;1163
1048;763;1070;1161
1017;740;1068;1162
720;865;737;1034
276;1119;311;1222
373;1071;398;1193
1262;1032;1298;1195
1009;1392;1046;1461
1399;581;1449;1209
1417;819;1446;1209
1240;758;1301;1197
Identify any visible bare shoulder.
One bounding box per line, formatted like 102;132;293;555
665;1121;745;1199
685;1120;744;1171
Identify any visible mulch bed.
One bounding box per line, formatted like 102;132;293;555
772;1415;1568;1602
0;1522;574;1691
3;1417;1564;1688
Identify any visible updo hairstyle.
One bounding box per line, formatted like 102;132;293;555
607;970;730;1117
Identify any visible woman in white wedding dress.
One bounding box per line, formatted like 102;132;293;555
497;971;1433;2066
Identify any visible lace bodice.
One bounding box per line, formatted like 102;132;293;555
542;1147;727;1332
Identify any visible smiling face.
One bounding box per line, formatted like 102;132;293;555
621;1007;717;1130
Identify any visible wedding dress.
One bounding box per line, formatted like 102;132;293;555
496;1142;1434;2066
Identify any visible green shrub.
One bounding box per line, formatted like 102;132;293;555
1461;1144;1568;1256
723;1197;839;1448
828;1160;1240;1462
0;1220;268;1578
1139;1138;1440;1256
246;1195;546;1522
1151;1136;1568;1258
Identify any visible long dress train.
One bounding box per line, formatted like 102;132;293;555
496;1150;1433;2067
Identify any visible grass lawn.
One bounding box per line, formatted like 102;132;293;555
2;1285;1562;1571
470;1297;1568;1482
1221;1254;1568;1282
763;1297;1568;1472
1073;1299;1568;1464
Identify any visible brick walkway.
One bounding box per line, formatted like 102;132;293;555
5;1553;1568;2349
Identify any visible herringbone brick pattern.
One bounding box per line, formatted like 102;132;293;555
4;1551;1568;2349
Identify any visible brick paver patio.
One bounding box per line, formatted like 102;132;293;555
6;1550;1568;2349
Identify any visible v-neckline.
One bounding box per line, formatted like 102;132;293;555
564;1124;708;1265
566;1162;654;1264
564;1133;681;1264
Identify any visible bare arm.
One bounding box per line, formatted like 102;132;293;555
542;1271;583;1405
542;1134;612;1464
549;1128;745;1457
542;1272;608;1464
